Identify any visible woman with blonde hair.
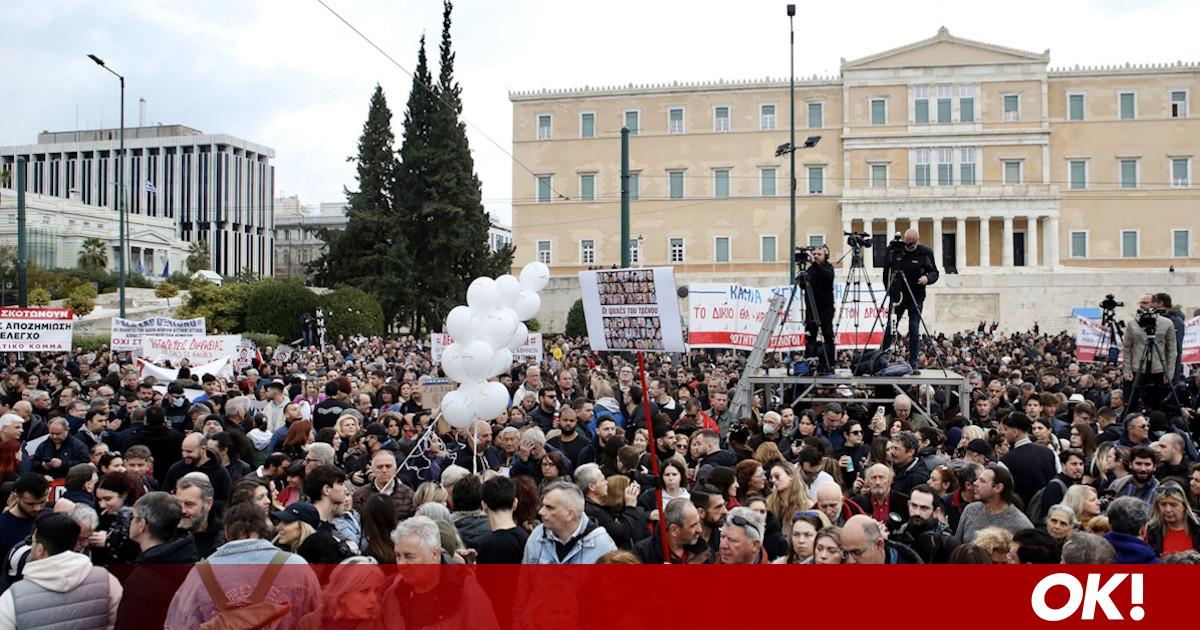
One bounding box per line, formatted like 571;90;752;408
1062;484;1102;530
754;442;785;468
413;481;448;508
300;558;386;630
766;461;811;525
972;527;1013;564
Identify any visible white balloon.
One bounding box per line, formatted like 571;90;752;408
441;389;476;429
495;275;521;308
461;340;495;381
441;343;469;383
489;347;513;377
445;305;474;341
466;277;500;314
512;290;541;321
519;262;550;292
506;321;529;351
472;381;511;420
482;308;519;349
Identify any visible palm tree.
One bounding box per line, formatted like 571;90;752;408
78;237;109;272
186;240;211;273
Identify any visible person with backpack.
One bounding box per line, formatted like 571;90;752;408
0;512;123;630
166;502;320;630
1028;449;1085;525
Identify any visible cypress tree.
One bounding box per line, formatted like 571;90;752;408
310;85;411;331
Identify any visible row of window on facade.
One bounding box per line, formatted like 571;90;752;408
534;88;1189;139
534;228;1193;266
1;150;272;225
533;153;1191;202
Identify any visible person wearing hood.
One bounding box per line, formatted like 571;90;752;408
116;492;198;630
1103;496;1160;563
0;512;123;630
586;381;623;435
130;406;184;487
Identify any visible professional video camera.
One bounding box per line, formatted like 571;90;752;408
1100;294;1124;311
1137;306;1160;335
793;246;815;265
886;232;907;256
844;231;873;249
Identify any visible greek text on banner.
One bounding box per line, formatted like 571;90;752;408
0;307;74;352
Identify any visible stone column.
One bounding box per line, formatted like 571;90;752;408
979;217;991;268
1002;216;1015;267
956;217;967;272
1046;216;1060;269
842;217;854;271
932;218;944;271
1027;216;1039;267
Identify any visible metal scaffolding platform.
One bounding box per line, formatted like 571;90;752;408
746;370;970;419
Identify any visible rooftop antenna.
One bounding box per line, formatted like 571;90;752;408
138;97;146;127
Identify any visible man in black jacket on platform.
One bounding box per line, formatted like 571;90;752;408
801;245;836;373
881;228;940;373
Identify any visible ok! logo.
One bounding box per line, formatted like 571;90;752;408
1031;573;1144;622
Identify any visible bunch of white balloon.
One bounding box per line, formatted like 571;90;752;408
438;261;550;429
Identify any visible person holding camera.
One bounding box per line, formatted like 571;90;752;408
1123;293;1177;414
800;245;836;373
881;229;939;374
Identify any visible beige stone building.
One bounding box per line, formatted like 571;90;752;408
510;28;1198;285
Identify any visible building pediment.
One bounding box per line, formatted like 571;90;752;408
128;230;178;247
842;27;1049;71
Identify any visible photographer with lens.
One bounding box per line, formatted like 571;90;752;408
1123;293;1177;414
881;228;940;374
798;244;836;373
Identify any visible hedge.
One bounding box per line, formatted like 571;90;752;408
320;286;384;338
243;280;320;341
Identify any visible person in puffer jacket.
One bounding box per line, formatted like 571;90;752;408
0;512;123;630
522;481;615;564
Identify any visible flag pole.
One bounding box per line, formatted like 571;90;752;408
637;351;671;563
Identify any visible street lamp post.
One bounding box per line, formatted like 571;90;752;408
87;54;126;317
787;4;797;284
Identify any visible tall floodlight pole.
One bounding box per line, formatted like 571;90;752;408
787;4;797;284
88;54;127;317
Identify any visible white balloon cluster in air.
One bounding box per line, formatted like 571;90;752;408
439;261;549;429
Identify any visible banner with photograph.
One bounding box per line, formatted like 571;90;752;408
111;316;206;353
140;335;242;364
430;333;542;363
0;308;74;352
578;267;685;353
686;283;887;351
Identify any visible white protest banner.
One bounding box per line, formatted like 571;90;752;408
1183;316;1200;364
431;333;543;363
140;335;242;364
110;316;206;353
0;308;74;352
686;282;886;351
1076;316;1123;363
578;267;685;352
136;356;235;382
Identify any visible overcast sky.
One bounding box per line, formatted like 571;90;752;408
2;0;1196;226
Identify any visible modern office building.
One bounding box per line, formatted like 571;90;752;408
0;125;276;276
509;28;1198;278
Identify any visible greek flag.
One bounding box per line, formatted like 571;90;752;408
134;259;145;274
144;179;157;195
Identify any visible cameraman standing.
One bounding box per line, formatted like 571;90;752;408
1123;293;1177;413
881;228;939;374
800;245;836;373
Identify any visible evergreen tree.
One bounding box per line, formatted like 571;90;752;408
396;1;512;333
311;85;412;331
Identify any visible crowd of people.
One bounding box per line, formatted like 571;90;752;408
0;307;1197;628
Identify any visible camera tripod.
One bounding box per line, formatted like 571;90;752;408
833;238;884;360
1095;302;1125;364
